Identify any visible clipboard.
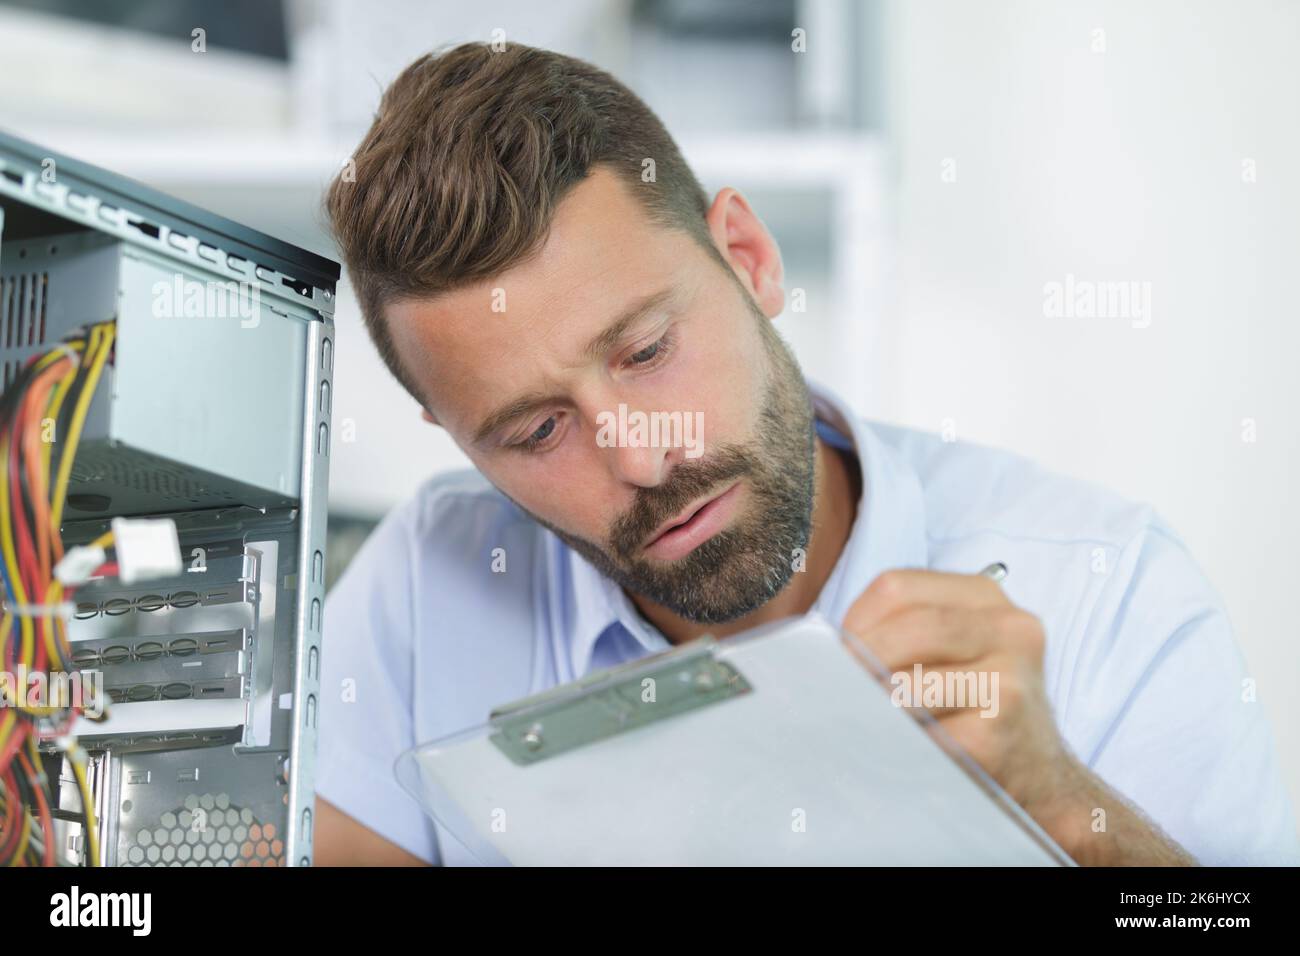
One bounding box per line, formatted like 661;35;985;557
395;613;1075;866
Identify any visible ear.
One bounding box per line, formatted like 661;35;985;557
704;187;785;319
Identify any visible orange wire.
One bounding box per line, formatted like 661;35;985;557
18;357;74;673
19;355;72;581
15;748;53;868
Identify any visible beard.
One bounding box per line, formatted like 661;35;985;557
512;310;818;626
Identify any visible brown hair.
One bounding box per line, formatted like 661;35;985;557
325;41;722;405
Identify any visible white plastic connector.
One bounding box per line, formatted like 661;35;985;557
53;545;107;586
110;517;182;584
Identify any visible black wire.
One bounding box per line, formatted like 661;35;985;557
9;758;41;843
1;766;41;865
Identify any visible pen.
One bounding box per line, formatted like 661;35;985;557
979;562;1008;583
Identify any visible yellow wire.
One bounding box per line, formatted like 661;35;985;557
51;324;115;531
0;427;34;668
69;749;99;867
53;336;108;670
40;579;66;675
60;328;113;868
2;733;52;868
24;355;75;671
0;328;111;669
0;332;90;667
35;342;84;476
0;325;112;866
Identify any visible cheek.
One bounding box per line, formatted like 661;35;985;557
472;444;625;539
665;327;765;453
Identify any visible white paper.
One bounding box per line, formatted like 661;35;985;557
407;616;1068;866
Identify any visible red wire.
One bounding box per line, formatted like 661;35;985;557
0;709;28;774
0;764;25;862
8;416;40;620
3;338;113;865
6;419;43;676
16;748;53;867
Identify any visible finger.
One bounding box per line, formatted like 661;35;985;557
845;605;999;670
843;568;1009;637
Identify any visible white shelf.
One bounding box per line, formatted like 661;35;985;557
11;128;881;188
2;125;889;515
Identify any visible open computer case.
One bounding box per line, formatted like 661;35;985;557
0;129;337;866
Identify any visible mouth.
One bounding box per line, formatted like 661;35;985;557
641;481;742;562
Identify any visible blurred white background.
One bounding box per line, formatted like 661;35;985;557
1;0;1296;831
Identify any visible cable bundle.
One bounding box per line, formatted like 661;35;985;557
0;320;116;867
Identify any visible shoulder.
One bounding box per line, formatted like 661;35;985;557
328;468;551;624
862;419;1226;685
860;425;1300;863
367;468;543;559
325;468;559;730
865;420;1159;554
405;468;527;533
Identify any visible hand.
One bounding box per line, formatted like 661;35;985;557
843;569;1073;819
841;569;1195;865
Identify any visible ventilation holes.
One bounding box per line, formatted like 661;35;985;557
67;447;238;507
122;794;284;867
0;271;49;387
73;590;211;619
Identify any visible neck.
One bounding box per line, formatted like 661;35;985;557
630;434;860;644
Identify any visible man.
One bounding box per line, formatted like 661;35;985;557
314;41;1297;866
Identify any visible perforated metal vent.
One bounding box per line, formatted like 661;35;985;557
121;793;285;867
0;270;48;389
69;446;236;505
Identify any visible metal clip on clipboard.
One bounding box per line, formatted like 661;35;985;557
396;615;1075;866
488;636;749;765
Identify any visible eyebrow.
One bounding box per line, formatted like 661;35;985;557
471;287;678;446
579;287;676;363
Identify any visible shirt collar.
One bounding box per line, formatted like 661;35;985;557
561;381;930;676
806;383;930;623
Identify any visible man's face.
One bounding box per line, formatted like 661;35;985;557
386;167;816;624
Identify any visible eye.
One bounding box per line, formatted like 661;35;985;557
625;329;674;368
519;415;559;452
629;340;661;364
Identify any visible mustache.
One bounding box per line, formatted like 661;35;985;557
609;444;753;558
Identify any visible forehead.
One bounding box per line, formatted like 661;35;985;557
385;166;698;429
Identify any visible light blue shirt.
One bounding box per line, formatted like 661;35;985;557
316;383;1299;866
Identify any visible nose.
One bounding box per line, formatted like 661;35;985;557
608;439;684;489
594;404;691;488
583;389;688;488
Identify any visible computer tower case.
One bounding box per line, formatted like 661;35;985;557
0;130;337;867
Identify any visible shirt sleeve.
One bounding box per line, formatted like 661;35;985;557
1067;519;1300;865
315;500;441;864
